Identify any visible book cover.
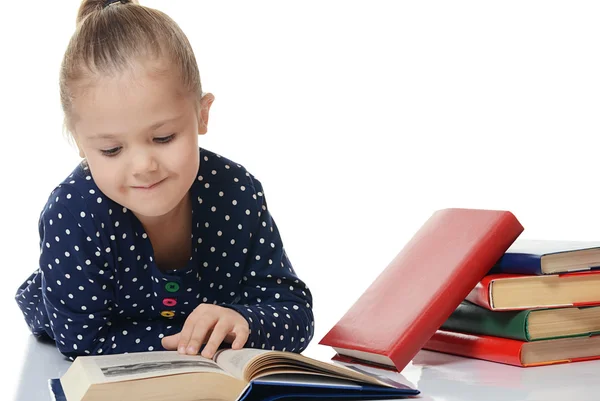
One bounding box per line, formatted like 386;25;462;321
422;329;600;367
331;353;399;372
491;239;600;275
442;301;533;341
49;379;66;401
318;208;524;371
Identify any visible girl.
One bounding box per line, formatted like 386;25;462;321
15;0;314;360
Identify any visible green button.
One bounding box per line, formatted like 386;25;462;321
165;282;180;293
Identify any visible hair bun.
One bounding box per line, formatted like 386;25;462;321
76;0;139;25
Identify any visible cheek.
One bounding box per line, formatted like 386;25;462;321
172;136;199;174
86;157;124;194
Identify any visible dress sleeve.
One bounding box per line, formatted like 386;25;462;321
223;177;315;353
19;194;180;358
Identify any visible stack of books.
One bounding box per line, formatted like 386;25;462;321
424;240;600;367
318;210;600;370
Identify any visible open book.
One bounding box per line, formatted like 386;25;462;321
50;348;419;401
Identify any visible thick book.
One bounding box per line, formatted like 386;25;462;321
466;271;600;311
442;301;600;341
318;208;524;371
422;329;600;367
49;349;419;401
490;239;600;275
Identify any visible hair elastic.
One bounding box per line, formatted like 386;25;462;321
104;0;128;8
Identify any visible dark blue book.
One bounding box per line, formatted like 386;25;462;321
48;350;419;401
491;239;600;275
49;379;66;401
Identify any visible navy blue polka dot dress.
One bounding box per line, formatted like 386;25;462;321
15;148;314;359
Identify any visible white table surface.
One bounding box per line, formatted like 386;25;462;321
12;333;600;401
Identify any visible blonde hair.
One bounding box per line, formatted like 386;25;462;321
60;0;202;134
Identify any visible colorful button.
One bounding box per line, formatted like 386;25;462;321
160;311;175;318
165;282;180;293
163;298;177;307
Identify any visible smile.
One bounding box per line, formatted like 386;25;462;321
132;178;166;190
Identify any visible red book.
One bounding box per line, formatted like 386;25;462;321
331;353;398;371
318;208;524;372
466;271;600;311
423;329;600;367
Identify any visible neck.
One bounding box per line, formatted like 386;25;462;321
136;192;192;235
135;192;193;272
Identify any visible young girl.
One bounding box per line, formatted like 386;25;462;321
15;0;314;360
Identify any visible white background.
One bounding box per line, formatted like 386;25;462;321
1;1;599;399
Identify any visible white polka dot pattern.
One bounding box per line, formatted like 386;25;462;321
15;148;314;359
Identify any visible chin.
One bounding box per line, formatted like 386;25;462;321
113;193;173;217
130;201;181;219
131;207;171;219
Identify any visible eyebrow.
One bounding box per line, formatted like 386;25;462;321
90;115;183;139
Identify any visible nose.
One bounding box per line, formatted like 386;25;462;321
131;148;158;176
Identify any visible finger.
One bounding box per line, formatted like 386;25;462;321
230;324;250;350
186;317;215;355
161;333;180;350
201;320;232;359
177;316;198;354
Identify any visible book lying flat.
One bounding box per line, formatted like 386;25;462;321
50;348;419;401
422;329;600;367
319;208;523;371
442;301;600;341
491;239;600;275
466;271;600;311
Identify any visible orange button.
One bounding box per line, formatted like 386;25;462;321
160;310;175;318
163;298;177;307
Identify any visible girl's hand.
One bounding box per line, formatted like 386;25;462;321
161;304;250;358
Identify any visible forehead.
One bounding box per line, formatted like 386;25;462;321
72;60;193;136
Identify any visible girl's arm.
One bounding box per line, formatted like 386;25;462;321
15;194;181;359
222;177;315;353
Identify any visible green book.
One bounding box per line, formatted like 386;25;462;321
442;301;600;341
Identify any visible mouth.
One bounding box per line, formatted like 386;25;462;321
132;178;166;190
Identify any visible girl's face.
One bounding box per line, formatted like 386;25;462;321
71;58;213;223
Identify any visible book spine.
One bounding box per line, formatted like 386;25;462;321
465;279;494;310
441;302;531;341
490;253;543;275
422;330;525;367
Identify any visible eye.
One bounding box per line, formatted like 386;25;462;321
154;134;176;144
100;146;122;157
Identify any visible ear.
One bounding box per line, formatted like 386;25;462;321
197;92;215;135
77;142;85;158
72;134;86;158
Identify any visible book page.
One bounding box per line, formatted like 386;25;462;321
85;350;231;383
253;373;364;388
213;349;400;388
213;348;271;380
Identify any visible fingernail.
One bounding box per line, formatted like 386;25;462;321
178;345;186;354
187;346;196;354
